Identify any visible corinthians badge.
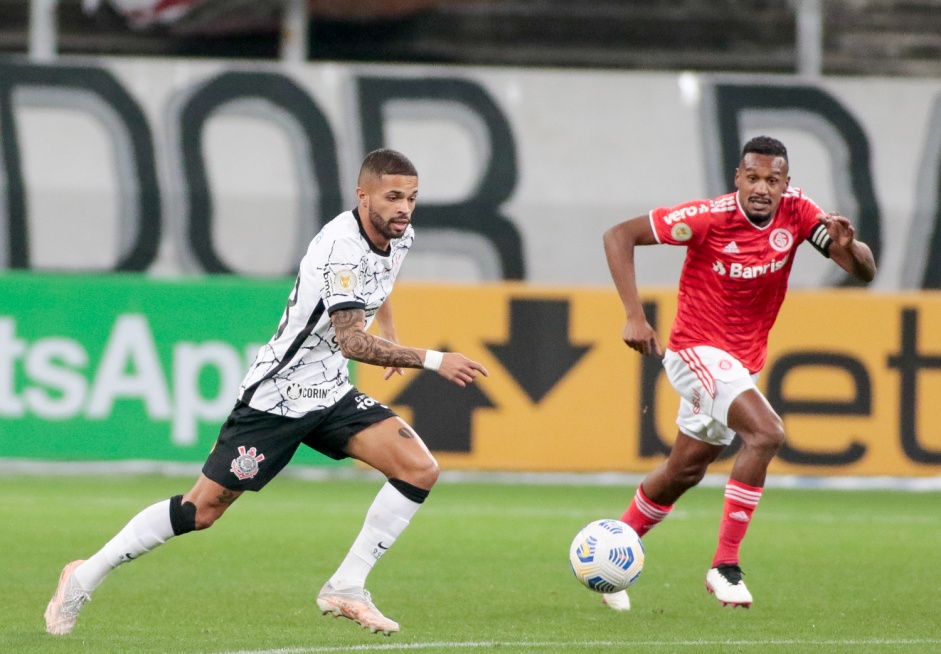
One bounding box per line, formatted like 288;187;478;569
231;445;265;480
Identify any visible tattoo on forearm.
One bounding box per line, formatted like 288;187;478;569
398;427;416;439
332;308;423;368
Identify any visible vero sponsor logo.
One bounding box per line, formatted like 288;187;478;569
663;203;710;225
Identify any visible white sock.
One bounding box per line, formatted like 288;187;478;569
328;482;422;590
72;499;176;592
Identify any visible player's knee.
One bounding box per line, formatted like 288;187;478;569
397;453;439;491
762;425;787;455
412;455;440;489
174;494;230;531
670;460;710;489
743;421;786;457
193;502;233;531
192;511;215;531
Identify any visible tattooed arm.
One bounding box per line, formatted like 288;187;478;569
332;307;424;369
330;307;489;387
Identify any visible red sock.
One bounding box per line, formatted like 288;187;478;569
620;485;673;538
712;479;763;567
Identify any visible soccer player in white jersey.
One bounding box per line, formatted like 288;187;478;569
601;136;876;610
44;149;488;637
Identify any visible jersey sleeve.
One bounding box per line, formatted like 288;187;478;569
321;236;369;314
794;191;833;258
649;199;713;246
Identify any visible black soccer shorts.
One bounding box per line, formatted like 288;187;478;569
202;387;397;491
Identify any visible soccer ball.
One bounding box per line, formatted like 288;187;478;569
569;519;644;593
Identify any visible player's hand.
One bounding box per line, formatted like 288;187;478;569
437;352;489;387
383;365;404;380
621;318;662;357
818;212;856;248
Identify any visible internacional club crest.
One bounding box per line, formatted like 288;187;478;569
769;228;794;252
231;445;266;480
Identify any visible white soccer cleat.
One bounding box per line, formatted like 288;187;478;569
602;590;631;611
316;582;400;635
705;564;753;608
44;560;91;635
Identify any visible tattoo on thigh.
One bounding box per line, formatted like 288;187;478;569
398;427;416;439
216;489;239;504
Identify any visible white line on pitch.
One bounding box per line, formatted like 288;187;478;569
218;638;941;654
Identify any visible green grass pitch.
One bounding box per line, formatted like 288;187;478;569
2;473;940;654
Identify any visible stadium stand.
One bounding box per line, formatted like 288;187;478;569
0;0;939;76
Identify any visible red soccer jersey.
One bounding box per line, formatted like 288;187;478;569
649;188;832;373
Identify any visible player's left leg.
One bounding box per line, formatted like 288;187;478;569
317;416;438;635
658;346;774;608
706;387;785;607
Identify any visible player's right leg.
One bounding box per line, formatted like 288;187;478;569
46;399;307;635
603;433;723;611
45;475;241;635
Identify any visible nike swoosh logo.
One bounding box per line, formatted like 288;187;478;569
377;542;389;550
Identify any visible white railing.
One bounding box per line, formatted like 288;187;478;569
793;0;824;77
280;0;309;63
27;0;826;76
28;0;58;62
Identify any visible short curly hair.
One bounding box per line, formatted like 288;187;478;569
741;135;788;162
359;149;418;182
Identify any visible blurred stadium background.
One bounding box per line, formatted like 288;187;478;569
3;9;941;652
1;0;941;485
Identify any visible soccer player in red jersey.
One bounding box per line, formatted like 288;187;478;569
601;135;876;610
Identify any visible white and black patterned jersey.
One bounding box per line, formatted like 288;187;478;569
238;208;413;416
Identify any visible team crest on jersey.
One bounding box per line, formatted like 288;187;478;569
231;445;265;480
285;381;333;401
671;223;693;242
286;382;302;400
769;228;794;252
332;268;358;293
